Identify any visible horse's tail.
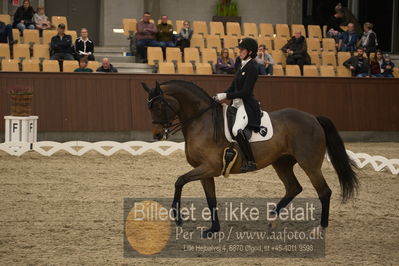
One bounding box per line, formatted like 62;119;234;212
316;116;359;202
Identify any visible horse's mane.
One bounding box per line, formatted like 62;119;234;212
160;80;223;144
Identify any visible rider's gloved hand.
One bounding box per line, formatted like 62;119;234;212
214;93;227;101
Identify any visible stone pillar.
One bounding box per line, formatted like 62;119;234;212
286;0;303;25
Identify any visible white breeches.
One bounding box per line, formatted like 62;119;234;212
231;98;248;137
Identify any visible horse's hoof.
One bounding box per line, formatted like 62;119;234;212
201;228;220;239
268;212;278;229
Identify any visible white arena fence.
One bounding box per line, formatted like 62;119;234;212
0;141;398;175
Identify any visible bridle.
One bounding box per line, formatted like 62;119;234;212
148;93;217;138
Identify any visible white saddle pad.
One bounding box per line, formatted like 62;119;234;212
223;103;273;143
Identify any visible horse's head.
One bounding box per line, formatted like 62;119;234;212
142;82;180;140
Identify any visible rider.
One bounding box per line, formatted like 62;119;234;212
214;38;261;173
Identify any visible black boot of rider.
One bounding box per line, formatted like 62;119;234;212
236;129;257;173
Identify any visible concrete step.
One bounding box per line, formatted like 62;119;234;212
118;68;153;74
113;62;152;69
96;55;136;63
95;46;129;53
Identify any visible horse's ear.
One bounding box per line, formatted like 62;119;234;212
155;81;162;94
141;82;150;93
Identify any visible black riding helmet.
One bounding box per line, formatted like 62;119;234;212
238;38;258;59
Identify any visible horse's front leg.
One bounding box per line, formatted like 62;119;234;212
172;165;214;226
200;177;220;237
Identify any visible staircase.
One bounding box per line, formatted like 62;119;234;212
94;46;153;74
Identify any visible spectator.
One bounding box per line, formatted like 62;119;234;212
370;50;384;77
74;57;93;72
96;58;118;73
281;30;310;74
50;24;74;60
157;15;175;48
215;48;235;74
34;7;51;30
326;10;345;47
176;20;193;52
381;55;395;78
13;0;35;31
339;23;359;52
256;44;274;75
343;47;370;77
75;28;95;61
136;12;159;63
0;20;16;45
359;22;378;56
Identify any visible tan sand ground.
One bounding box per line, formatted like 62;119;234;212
0;143;398;265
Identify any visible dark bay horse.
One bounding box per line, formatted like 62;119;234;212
142;80;358;235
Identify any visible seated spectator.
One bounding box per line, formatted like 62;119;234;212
75;28;95;61
326;10;345;47
0;20;16;45
339;23;358;52
13;0;35;31
74;57;93;72
343;47;370;77
370;50;384;77
34;7;51;30
281;30;310;74
157;15;175;48
359;22;378;56
136;12;159;63
96;58;118;73
381;55;395;78
215;48;235;74
50;24;74;60
176;20;193;52
256;44;274;75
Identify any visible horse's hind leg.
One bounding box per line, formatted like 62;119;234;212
272;155;303;215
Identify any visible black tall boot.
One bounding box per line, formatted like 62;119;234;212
235;129;257;173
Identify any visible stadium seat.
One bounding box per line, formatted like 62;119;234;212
32;44;50;59
308;25;322;40
1;59;19;71
12;29;20;44
23;29;39;45
259;23;274;37
42;60;60;72
0;14;11;25
276;24;290;39
66;30;78;43
193;21;208;36
201;48;217;64
337;52;351;66
226;22;241;37
322;52;337;66
196;63;213;75
175;20;184;33
257;37;273;51
22;59;40;72
303;65;319;77
271;50;285;66
190;35;205;49
336;66;352;77
320;65;336;77
308;52;320;67
122;18;137;36
209;21;225;36
273;37;288;50
291;24;306;37
285;65;301;76
147;47;164;65
87;61;100;71
228;48;236;60
307;38;321;54
184;48;200;64
205;35;222;53
273;64;284;76
177;62;194;74
0;43;10;59
393;67;399;78
43;30;57;45
62;60;79;72
322;25;328;38
322;38;336;53
13;44;30;60
223;36;239;49
158;62;175;74
166;47;182;63
243;23;258;37
52;16;68;29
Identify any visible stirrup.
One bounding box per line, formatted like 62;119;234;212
240;161;257;173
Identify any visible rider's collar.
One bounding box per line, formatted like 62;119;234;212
241;57;252;69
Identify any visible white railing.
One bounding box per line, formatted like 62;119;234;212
0;141;398;175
